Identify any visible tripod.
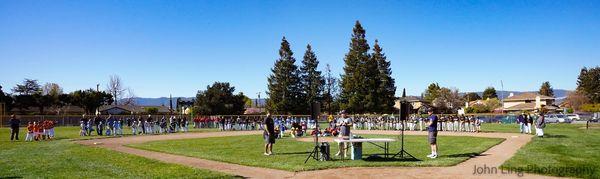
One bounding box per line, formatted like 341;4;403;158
392;89;419;161
304;122;321;163
304;102;323;163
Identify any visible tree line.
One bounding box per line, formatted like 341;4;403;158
266;21;397;115
564;66;600;112
422;80;562;114
0;79;113;115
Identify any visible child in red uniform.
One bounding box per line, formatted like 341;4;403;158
41;121;47;140
32;122;40;141
25;122;34;141
37;122;44;140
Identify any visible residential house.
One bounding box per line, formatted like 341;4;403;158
503;93;558;112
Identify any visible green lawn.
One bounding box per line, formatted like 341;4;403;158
501;124;600;178
0;127;235;178
129;134;504;171
481;123;521;133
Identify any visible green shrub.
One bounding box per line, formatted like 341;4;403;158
566;108;574;114
144;107;159;114
466;104;491;113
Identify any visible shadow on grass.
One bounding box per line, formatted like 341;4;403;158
362;154;421;162
543;134;567;138
442;152;489;158
0;176;23;179
276;151;311;155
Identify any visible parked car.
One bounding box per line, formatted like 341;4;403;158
566;114;581;121
544;114;571;123
591;112;600;122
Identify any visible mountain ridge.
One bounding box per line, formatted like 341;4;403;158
127;89;571;106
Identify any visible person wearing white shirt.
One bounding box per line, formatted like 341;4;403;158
335;111;352;157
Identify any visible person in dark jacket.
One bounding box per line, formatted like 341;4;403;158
9;115;20;141
536;111;546;137
94;115;104;136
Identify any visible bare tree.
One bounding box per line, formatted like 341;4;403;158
42;83;68;114
323;63;339;114
122;88;137;106
42;83;63;97
564;91;590;111
107;75;126;105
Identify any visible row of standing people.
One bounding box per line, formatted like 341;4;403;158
79;114;189;136
8;114;57;141
193;116;316;133
347;115;482;132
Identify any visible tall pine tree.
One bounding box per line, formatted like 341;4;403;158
482;87;498;99
299;44;325;113
340;21;371;114
372;40;396;113
539;81;554;97
266;37;303;114
577;66;600;103
423;83;441;102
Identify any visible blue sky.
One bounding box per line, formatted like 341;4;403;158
1;0;599;98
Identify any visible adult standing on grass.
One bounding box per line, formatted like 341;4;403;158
526;113;533;134
426;109;438;159
335;110;352;157
9;115;20;141
535;109;546;137
95;115;104;136
263;112;275;156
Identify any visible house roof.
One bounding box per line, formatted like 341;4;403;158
99;105;172;113
504;103;559;111
504;93;554;102
468;100;486;106
406;96;426;102
99;105;139;112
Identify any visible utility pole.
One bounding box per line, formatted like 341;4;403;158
257;92;261;113
169;94;173;115
500;80;504;115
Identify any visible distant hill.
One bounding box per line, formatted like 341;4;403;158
128;89;571;106
121;97;266;107
120;97;194;106
466;89;570;100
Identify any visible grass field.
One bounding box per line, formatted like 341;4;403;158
129;134;504;171
0;127;234;178
3;123;598;178
481;123;521;133
501;124;600;178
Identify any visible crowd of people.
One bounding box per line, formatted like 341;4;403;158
79;114;190;137
8;111;546;144
193;116;264;131
8;115;57;142
321;114;482;133
192;116;317;137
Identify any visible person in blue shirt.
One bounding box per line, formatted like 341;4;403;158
426;109;438;159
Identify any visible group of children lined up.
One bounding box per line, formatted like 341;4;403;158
341;115;482;133
193;116;262;131
192;116;317;133
129;115;189;135
79;114;189;137
431;115;482;132
25;120;56;141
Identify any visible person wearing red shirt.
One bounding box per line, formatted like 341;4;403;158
25;122;34;142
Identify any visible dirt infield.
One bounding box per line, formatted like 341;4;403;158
77;130;557;178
